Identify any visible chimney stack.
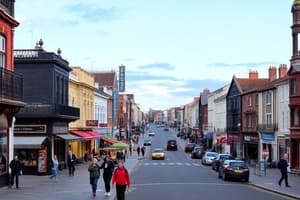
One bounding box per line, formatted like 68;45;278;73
249;70;259;80
278;64;288;78
268;66;277;81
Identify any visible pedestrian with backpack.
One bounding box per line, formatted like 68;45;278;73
112;160;130;200
278;153;291;187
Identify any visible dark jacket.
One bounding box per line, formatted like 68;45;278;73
278;158;288;173
67;154;76;167
88;164;101;178
9;159;22;174
100;160;115;178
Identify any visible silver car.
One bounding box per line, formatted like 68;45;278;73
202;152;218;165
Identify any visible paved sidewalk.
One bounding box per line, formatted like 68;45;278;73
170;128;300;199
0;154;139;200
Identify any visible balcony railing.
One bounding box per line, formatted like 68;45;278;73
17;104;80;120
14;49;69;69
257;124;278;132
0;67;23;102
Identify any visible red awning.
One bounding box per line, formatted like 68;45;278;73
100;136;117;144
70;130;98;141
86;131;102;139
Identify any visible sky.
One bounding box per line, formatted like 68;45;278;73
14;0;294;111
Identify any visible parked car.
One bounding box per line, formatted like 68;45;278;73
218;160;249;182
191;146;204;159
212;154;235;171
166;139;177;151
151;148;165;160
143;138;152;146
148;132;155;136
202;152;218;165
184;143;197;152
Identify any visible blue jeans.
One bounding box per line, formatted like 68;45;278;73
50;168;58;180
90;176;99;193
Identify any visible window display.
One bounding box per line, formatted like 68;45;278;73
17;149;38;167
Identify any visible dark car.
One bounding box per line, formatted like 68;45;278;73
166;139;177;151
184;143;196;152
164;126;169;131
218;160;249;182
212;154;235;171
191;146;204;159
176;131;185;138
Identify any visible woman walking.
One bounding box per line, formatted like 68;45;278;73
49;155;59;180
112;160;130;200
88;158;101;198
100;155;115;196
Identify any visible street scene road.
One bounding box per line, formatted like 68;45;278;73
127;125;292;200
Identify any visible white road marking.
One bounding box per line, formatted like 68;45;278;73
131;182;247;187
176;162;183;165
185;163;191;166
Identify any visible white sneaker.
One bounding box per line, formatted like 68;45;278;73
104;192;107;196
107;192;111;196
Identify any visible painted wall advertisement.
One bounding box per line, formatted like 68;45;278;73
38;147;47;173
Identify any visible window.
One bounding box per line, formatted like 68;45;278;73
266;114;272;128
265;92;271;105
249;96;252;106
0;35;5;68
291;79;297;95
255;94;259;106
0;129;7;175
293;109;299;126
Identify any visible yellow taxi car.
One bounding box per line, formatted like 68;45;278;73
151;148;165;160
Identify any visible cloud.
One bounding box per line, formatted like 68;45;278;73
65;3;118;22
208;61;280;68
126;70;177;81
138;62;176;71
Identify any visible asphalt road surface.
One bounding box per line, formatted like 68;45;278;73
126;125;292;200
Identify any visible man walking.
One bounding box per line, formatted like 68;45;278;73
49;155;59;180
278;153;291;187
137;146;140;159
67;150;76;176
9;155;22;189
141;146;145;158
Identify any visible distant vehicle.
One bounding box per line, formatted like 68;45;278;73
164;126;169;131
218;160;249;182
191;146;204;159
166;139;177;151
148;132;155;136
143;138;152;146
151;148;165;160
202;152;218;165
184;143;197;152
177;131;184;138
212;154;235;171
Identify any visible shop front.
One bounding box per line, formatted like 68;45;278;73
227;133;241;158
14;136;49;175
259;132;276;163
203;132;213;150
242;132;259;164
0;118;8;186
213;132;227;153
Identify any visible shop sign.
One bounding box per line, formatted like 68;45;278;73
219;137;227;144
86;120;98;127
227;134;240;143
53;126;68;134
243;135;259;143
99;123;108;127
14;125;47;134
260;133;275;142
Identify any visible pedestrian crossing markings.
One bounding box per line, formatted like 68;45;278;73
139;162;201;167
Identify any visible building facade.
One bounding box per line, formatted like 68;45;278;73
0;0;25;186
14;44;80;175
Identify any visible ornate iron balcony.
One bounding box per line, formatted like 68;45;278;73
0;67;23;102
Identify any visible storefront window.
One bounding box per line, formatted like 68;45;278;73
0;129;7;175
16;149;38;166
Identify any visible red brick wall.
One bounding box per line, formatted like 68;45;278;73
241;92;258;132
0;17;15;71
